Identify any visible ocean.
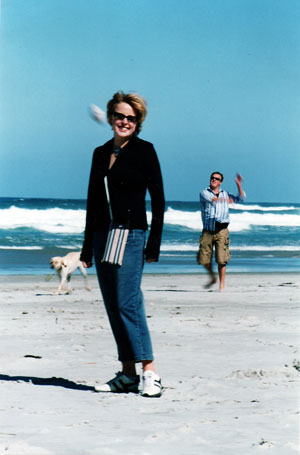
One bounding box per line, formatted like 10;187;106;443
0;197;299;275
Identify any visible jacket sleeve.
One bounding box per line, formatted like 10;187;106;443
144;145;165;261
228;191;246;203
80;150;98;263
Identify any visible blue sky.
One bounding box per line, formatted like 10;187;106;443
1;0;299;202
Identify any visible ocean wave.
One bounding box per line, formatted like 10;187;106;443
230;212;300;230
2;244;299;253
56;245;83;250
0;206;85;234
0;246;43;250
160;208;202;230
160;244;300;252
1;243;299;254
1;205;299;234
231;204;297;211
231;245;300;251
162;208;300;231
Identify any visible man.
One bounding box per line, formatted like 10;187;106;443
197;172;245;290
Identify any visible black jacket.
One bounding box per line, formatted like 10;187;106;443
80;136;165;262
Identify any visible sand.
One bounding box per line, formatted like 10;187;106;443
0;273;299;455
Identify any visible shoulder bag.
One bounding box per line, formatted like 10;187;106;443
101;176;129;266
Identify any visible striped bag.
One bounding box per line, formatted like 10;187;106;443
102;223;129;266
101;177;129;266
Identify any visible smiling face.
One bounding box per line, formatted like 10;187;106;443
112;102;137;145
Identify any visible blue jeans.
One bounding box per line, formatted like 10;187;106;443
93;230;154;363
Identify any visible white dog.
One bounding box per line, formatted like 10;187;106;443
50;252;91;296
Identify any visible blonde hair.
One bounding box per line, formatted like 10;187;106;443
107;91;147;135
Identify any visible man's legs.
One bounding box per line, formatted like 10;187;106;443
218;264;226;291
215;228;230;290
203;263;217;288
197;230;217;288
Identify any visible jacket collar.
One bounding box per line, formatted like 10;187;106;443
207;186;224;194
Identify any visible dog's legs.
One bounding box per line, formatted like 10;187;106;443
54;275;68;296
65;275;73;294
79;263;91;291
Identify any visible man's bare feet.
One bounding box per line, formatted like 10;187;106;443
204;275;217;289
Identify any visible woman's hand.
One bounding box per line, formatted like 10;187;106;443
82;261;93;268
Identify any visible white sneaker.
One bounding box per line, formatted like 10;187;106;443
141;370;162;397
94;372;140;393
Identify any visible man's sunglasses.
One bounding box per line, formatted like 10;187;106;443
113;112;137;123
211;176;222;182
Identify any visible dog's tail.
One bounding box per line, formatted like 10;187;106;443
45;273;55;282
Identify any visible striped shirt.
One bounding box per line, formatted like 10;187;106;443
200;187;245;231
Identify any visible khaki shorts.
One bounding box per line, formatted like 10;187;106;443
197;228;231;265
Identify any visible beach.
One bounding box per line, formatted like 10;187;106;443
0;272;299;455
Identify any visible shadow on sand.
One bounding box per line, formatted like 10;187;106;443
0;374;95;391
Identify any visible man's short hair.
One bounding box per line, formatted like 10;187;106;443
210;171;224;181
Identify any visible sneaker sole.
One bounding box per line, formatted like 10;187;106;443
141;387;164;398
94;387;139;394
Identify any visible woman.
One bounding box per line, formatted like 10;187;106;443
81;91;165;397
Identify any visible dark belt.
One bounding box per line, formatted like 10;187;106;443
214;221;229;232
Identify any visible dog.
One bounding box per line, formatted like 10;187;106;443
50;252;91;296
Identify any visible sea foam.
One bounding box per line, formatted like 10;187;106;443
0;206;85;234
0;246;43;250
161;208;300;232
1;205;299;234
160;244;300;252
232;203;297;211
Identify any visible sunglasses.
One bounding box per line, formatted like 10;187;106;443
113;112;137;123
211;176;222;182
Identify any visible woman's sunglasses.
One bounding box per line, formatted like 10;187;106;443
113;112;137;123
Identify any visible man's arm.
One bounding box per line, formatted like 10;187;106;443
235;173;245;198
228;173;245;203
